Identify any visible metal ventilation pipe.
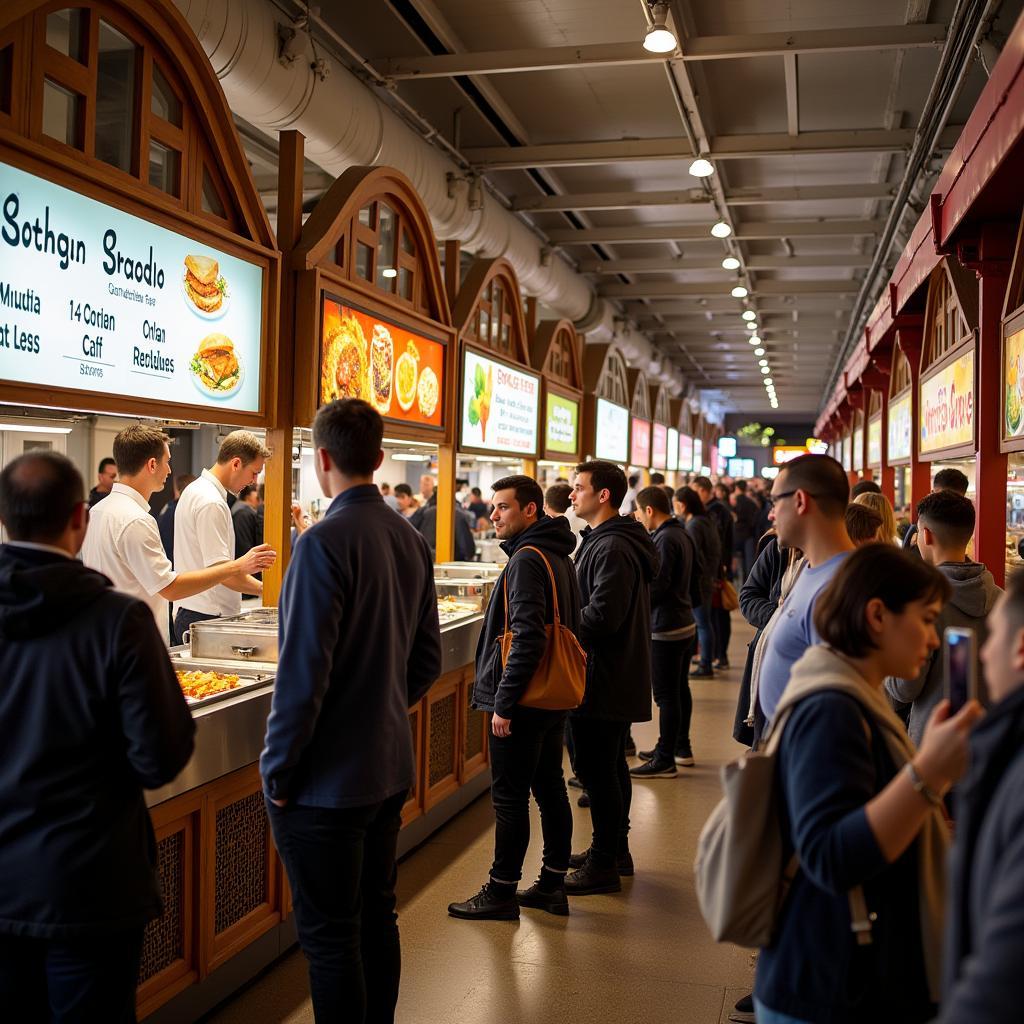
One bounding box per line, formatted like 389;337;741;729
173;0;684;392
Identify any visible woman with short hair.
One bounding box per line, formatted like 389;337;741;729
854;491;899;544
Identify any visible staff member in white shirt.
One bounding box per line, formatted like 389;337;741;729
81;426;277;641
173;431;273;645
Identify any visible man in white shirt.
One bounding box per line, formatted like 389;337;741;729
81;426;277;642
173;431;273;645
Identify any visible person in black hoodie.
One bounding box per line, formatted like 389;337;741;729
0;451;195;1022
694;475;735;670
448;476;581;921
566;461;659;894
631;486;698;777
677;486;721;677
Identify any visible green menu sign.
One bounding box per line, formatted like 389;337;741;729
545;391;579;454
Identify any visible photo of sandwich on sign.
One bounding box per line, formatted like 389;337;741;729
190;333;243;399
182;253;229;318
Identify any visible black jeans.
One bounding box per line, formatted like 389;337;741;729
569;717;631;866
171;607;218;647
651;636;696;761
693;600;716;669
268;792;406;1024
488;707;572;883
0;929;143;1023
712;604;732;662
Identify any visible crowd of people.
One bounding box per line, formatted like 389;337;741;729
1;402;1022;1023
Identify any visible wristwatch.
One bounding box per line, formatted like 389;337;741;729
905;762;943;806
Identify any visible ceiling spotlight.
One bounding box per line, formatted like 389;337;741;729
758;359;768;366
760;366;770;374
764;378;774;385
643;2;677;53
748;335;761;345
754;347;765;356
731;285;748;298
689;158;714;178
746;322;758;331
723;256;741;271
711;220;732;238
741;309;756;320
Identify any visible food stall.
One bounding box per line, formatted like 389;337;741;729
0;2;303;1019
649;383;671;480
667;399;682;486
581;342;631;465
626;367;652;484
867;391;883;484
529;317;584;484
887;342;915;513
1000;213;1024;579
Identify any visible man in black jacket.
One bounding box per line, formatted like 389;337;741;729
940;569;1024;1022
695;475;735;670
732;479;760;585
448;476;580;921
566;461;659;894
632;486;698;777
0;451;195;1022
261;400;441;1023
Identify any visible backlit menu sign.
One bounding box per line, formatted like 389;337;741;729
630;417;651;467
595;398;628;463
718;436;738;458
0;159;265;413
679;433;693;471
852;427;864;470
693;438;704;471
545;391;579;455
868;417;882;466
667;427;679;471
321;297;444;428
888;392;912;462
920;349;975;455
460;348;539;455
651;423;668;469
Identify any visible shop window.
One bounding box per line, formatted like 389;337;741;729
401;228;415;255
46;9;87;64
42;78;83;148
356;241;372;282
0;45;12;115
399;266;413;301
150;62;181;126
375;204;397;292
358;203;373;228
148;139;180;196
891;346;912;393
201;167;226;218
926;271;971;365
95;21;137;173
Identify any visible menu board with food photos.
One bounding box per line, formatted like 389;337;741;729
651;423;668;470
320;295;444;428
459;347;539;455
679;433;693;471
0;159;265;413
630;418;651;467
595;398;628;463
667;427;679;471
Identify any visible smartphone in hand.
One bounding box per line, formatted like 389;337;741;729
944;626;977;715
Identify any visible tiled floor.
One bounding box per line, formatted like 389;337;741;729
205;616;757;1023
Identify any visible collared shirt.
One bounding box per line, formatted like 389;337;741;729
174;468;239;618
6;541;73;559
80;482;177;634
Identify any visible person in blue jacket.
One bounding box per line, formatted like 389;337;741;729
261;399;442;1024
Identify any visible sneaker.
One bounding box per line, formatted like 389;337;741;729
447;883;520;921
713;658;730;670
577;791;591;808
569;847;634;876
630;758;677;778
728;992;755;1023
691;665;715;678
516;881;569;916
567;776;584;790
637;748;656;762
564;854;621;896
675;743;695;767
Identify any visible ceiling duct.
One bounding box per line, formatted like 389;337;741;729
172;0;683;390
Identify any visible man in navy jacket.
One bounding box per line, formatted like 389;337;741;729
261;399;441;1023
0;452;194;1022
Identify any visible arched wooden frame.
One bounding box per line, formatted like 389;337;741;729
0;0;279;427
626;368;651;419
1002;203;1024;322
922;260;978;372
649;384;670;426
583;343;630;406
1001;206;1024;452
868;391;881;418
889;344;912;398
530;319;582;389
851;409;865;470
452;258;530;366
292;166;456;441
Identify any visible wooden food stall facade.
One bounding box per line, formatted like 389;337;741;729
626;367;652;477
582;342;630;465
1000;208;1024;579
530;317;584;469
649;383;671;477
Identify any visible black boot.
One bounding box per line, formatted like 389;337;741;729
569;847;634;876
564;852;621;895
447;882;520;920
517;880;569;916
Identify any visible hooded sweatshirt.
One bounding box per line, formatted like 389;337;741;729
886;560;1001;745
0;544;195;937
472;514;581;717
573;515;660;722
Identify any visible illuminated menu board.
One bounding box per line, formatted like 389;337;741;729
651;423;668;470
595;398;628;463
460;348;540;455
667;427;679;471
630;417;651;467
693;438;704;471
679;433;693;471
545;390;580;455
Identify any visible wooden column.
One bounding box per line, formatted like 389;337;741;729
435;443;455;563
443;240;461;310
898;327;931;518
864;363;893;501
263;130;304;605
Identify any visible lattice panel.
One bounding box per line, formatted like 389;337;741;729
428;692;457;786
465;688;485;761
214;792;268;935
139;830;185;983
407;709;420;804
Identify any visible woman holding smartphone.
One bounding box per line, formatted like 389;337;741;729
754;544;982;1024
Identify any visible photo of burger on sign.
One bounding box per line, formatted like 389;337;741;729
182;253;229;318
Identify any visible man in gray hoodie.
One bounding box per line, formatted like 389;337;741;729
886;489;1001;744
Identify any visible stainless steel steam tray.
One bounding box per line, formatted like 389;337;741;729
186;614;279;664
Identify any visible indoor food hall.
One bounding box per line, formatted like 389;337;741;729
5;2;1024;1024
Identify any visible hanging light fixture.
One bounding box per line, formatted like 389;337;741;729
731;285;748;298
741;309;756;320
748;335;761;345
764;378;774;386
754;347;765;356
758;359;768;367
760;366;770;375
643;2;677;53
711;220;732;238
689;157;714;178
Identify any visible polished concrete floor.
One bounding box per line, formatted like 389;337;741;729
205;616;756;1024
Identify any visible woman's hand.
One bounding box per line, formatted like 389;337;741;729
914;698;984;795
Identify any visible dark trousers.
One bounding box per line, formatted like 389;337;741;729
488;708;572;883
569;717;631;866
268;792;406;1024
651;636;696;761
713;605;732;662
171;607;218;647
693;599;716;669
0;929;143;1023
735;537;756;585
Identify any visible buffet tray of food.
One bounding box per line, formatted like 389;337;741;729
186;613;279;664
170;656;274;708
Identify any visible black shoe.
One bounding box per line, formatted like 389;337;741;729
577;791;590;808
691;665;715;678
637;747;656;762
630;757;677;778
564;855;621;896
674;745;695;767
567;776;584;789
624;740;637;757
569;847;634;876
728;992;755;1023
447;883;520;921
517;882;569;916
713;658;730;669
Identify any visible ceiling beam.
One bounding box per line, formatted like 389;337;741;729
512;182;895;211
374;24;946;79
548;219;884;245
600;280;861;299
784;54;799;137
579;253;873;273
632;301;853;315
463;127;961;168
